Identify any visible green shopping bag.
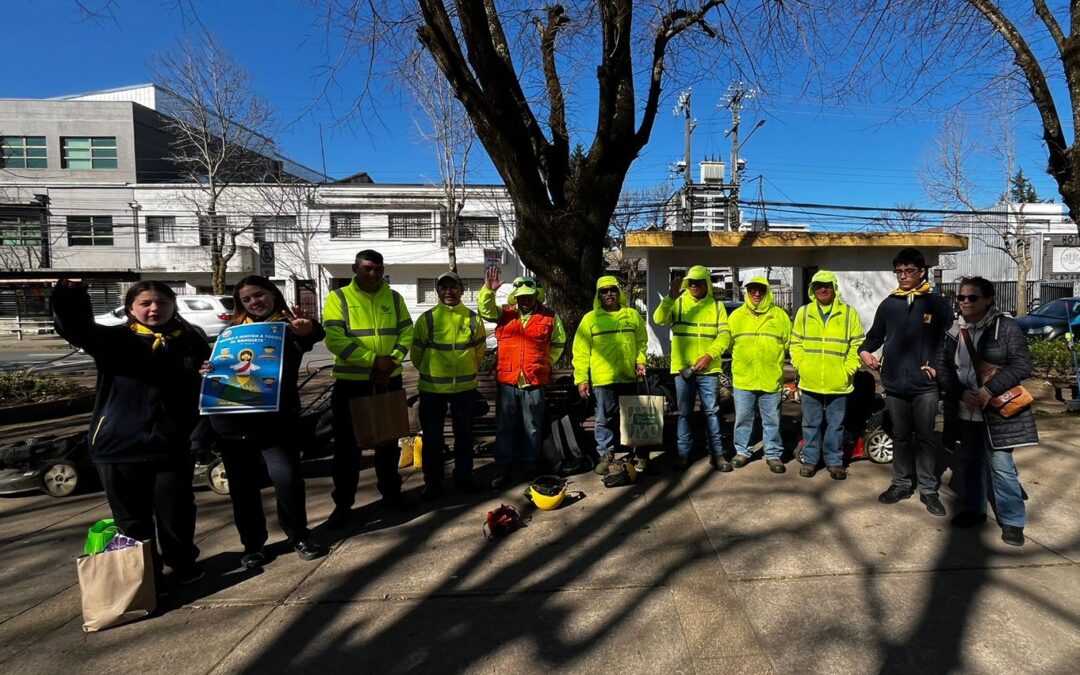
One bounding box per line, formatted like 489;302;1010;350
84;519;117;555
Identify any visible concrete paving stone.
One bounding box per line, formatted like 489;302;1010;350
0;586;81;665
694;655;775;675
211;588;695;675
0;493;109;549
5;604;275;675
678;610;763;661
730;563;1080;675
1009;440;1080;562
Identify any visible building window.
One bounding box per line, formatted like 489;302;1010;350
252;215;295;243
61;137;118;170
0;217;44;247
417;277;484;305
1;136;47;169
198;215;227;246
457;216;500;245
66;216;114;246
145;216;177;244
330;213;364;239
389;212;433;239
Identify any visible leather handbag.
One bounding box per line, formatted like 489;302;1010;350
959;327;1032;418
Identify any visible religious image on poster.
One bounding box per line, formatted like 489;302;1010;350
199;322;286;414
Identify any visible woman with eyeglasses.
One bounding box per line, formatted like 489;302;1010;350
936;277;1038;546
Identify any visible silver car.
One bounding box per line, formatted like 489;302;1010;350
94;294;234;341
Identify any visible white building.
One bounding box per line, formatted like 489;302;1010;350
1;85;521;324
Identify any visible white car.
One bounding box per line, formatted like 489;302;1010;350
94;294;234;341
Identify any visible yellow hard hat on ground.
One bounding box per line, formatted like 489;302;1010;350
524;475;568;511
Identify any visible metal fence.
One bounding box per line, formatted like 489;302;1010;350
939;280;1075;314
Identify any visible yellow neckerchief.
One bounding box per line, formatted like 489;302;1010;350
891;281;932;305
241;311;285;324
130;321;184;352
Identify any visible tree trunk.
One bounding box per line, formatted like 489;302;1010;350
1015;236;1032;317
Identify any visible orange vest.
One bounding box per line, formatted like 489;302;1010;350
495;306;557;386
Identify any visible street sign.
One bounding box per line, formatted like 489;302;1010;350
259;242;275;277
483;248;504;268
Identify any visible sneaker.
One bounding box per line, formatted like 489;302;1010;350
384;493;417;511
173;564;205;585
710;455;733;472
798;463;817;478
731;455;750;469
920;493;947;517
826;466;847;481
634;454;649;473
1001;525;1025;547
325;507;352;530
293;539;327;562
673;454;690;471
240;549;268;569
766;458;786;474
594;452;615;475
454;476;483;494
878;486;914;504
951;512;987;528
491;472;511;491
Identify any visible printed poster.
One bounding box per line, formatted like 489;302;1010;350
199;322;286;414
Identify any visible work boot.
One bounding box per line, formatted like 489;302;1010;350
1001;525;1025;547
731;455;750;469
766;458;786;474
798;463;817;478
594;452;615;475
673;454;690;471
710;455;733;472
826;466;847;481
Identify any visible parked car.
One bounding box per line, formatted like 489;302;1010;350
94;294;234;341
1014;297;1080;341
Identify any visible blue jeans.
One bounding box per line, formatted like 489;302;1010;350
733;388;783;459
418;389;477;486
495;383;545;472
593;383;635;455
675;373;724;458
800;392;847;468
958;420;1026;527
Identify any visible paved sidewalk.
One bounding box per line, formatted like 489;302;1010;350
1;415;1077;674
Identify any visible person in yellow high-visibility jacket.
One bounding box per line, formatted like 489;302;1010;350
653;265;732;472
572;276;647;475
790;270;864;480
412;271;488;499
728;277;792;474
323;249;414;528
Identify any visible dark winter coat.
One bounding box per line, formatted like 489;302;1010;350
52;284;210;464
206;319;325;441
937;314;1039;450
859;292;953;396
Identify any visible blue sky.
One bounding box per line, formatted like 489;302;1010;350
4;1;1063;225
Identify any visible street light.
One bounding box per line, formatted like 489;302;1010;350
127;200;142;271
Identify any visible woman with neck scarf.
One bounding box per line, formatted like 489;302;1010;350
937;277;1038;547
200;275;327;568
53;279;209;588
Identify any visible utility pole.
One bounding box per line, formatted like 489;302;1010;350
674;89;697;230
722;84;755;232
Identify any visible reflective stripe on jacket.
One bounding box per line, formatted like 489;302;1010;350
728;281;791;393
790;301;864;394
412;303;487;393
572;307;647;387
323;280;413;381
652;294;731;374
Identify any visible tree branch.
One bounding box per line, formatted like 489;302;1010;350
1031;0;1065;54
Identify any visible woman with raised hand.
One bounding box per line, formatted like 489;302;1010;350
201;275;327;568
53;279;209;587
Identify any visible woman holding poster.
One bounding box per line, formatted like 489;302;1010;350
201;275;327;567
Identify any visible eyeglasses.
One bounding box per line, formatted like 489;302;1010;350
893;268;921;278
956;294;984;303
686;279;708;286
811;284;833;290
598;287;619;295
513;279;536;288
746;286;767;293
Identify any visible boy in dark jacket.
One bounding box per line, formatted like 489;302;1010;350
858;248;953;517
53;280;208;586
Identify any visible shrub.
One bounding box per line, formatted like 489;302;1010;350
1027;338;1076;381
0;371;90;407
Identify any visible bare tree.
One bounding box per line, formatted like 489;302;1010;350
870;202;928;233
252;177;321;281
925;112;1036;315
836;2;1080;235
318;1;816;327
151;31;279;293
608;183;674;304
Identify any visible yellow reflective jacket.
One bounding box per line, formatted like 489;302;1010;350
652;293;731;374
412;302;487;393
728;277;791;392
323;279;413;381
572;277;647;387
790;271;864;394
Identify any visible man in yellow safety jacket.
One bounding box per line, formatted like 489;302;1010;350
728;277;792;473
790;270;864;480
653;265;732;472
324;249;414;528
412;271;488;499
572;276;647;475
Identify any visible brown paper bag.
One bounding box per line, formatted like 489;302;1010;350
350;389;410;447
619;395;665;447
77;540;156;632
